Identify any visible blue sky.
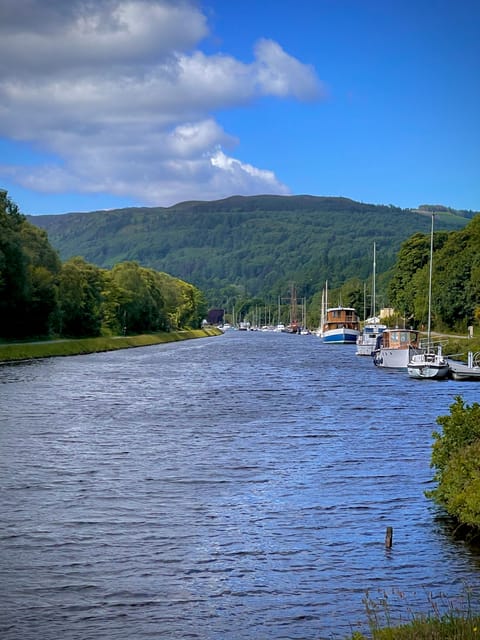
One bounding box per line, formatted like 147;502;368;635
1;0;478;215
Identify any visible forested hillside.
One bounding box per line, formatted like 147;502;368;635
28;195;473;309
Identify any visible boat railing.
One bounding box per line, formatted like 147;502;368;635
446;351;480;366
418;337;449;351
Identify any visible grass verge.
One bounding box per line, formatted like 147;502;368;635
0;328;222;362
348;588;480;639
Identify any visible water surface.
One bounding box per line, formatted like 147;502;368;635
1;330;479;639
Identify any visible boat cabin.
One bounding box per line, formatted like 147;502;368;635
324;307;360;331
381;329;419;349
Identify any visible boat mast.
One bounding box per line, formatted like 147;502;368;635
372;242;376;320
290;282;298;328
427;214;434;347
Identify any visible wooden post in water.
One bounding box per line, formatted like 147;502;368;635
385;526;393;548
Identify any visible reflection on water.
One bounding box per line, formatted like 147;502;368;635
1;331;479;639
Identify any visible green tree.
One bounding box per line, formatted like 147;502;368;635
388;233;431;322
434;216;480;330
0;190;61;338
20;224;61;336
57;257;104;336
110;262;167;333
0;191;29;337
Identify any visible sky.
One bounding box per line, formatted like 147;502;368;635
0;0;479;215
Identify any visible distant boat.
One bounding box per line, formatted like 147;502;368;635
447;351;480;381
373;328;423;369
322;306;360;344
407;214;449;380
356;243;387;356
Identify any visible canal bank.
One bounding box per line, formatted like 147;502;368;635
0;327;222;362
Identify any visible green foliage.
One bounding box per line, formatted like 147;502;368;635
0;189;25;225
0;191;61;338
388;216;480;331
351;587;480;639
28;196;470;311
428;397;480;528
110;262;168;333
58;257;104;337
0;190;208;340
351;615;480;639
434;216;480;329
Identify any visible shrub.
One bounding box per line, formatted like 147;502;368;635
427;396;480;528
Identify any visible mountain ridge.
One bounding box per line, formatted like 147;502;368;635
28;194;475;306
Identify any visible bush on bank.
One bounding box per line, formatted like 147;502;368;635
426;396;480;531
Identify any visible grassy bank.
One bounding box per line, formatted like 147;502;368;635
350;614;480;639
0;327;222;362
347;588;480;639
442;335;480;361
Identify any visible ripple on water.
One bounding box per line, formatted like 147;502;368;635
1;332;480;639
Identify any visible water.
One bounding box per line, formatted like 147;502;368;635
1;330;479;639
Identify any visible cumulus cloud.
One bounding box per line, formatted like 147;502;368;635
0;0;324;207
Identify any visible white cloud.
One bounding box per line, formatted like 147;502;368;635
0;0;324;207
254;38;322;100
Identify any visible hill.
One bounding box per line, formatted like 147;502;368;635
28;195;473;307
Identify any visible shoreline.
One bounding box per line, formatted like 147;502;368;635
0;328;223;362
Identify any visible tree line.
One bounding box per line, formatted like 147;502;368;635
5;188;480;336
0;191;207;340
29;195;470;310
387;213;480;332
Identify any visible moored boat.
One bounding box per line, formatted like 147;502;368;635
356;243;387;355
356;316;387;356
322;306;360;344
406;215;449;380
407;344;449;379
373;328;423;368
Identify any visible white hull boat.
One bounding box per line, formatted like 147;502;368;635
373;328;423;369
356;317;387;356
407;215;449;381
407;348;449;380
357;245;386;356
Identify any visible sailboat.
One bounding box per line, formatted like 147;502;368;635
407;215;449;380
356;243;387;356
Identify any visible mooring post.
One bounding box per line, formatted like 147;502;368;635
385;526;393;548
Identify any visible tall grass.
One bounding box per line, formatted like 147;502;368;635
349;587;480;639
